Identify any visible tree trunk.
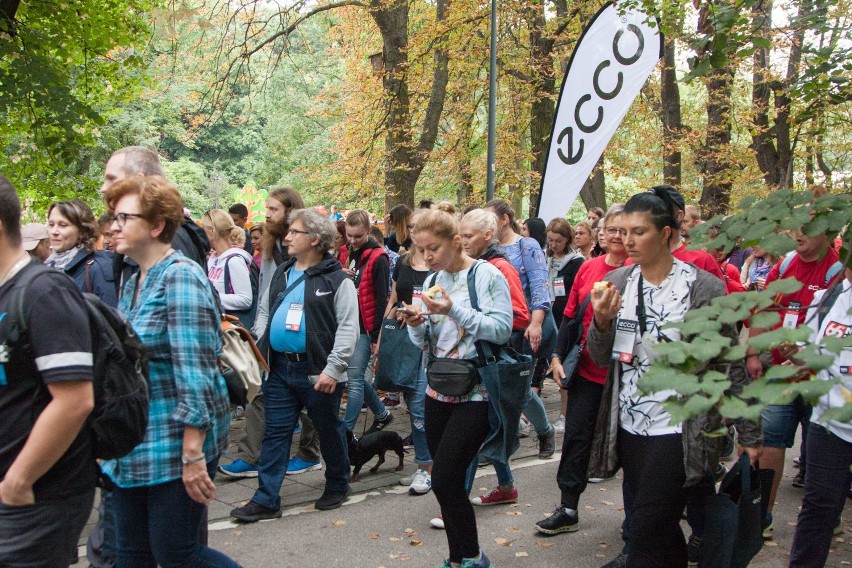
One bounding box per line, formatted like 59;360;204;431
804;145;814;186
750;0;810;189
371;0;449;211
660;38;682;188
699;66;733;217
526;0;555;209
0;0;21;34
579;156;606;211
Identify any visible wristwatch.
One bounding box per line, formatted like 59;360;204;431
181;453;206;465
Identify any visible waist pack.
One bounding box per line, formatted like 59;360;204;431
426;356;480;398
8;262;150;460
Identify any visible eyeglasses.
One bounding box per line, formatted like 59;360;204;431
111;213;145;228
604;228;627;236
288;228;311;237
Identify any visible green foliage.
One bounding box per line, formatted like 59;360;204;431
636;190;852;428
0;0;162;205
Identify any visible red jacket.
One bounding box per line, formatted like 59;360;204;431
352;242;389;340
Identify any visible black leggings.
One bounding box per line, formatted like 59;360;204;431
425;397;491;563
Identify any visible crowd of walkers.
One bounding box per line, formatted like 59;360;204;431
0;146;849;568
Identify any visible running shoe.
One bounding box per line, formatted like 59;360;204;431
472;486;518;506
217;459;258;479
408;469;432;495
287;457;322;475
535;507;579;535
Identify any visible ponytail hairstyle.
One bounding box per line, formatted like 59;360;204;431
623;185;683;234
485;198;517;235
203;209;246;247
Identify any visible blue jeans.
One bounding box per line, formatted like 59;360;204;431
344;333;388;431
789;423;852;568
112;461;238;568
253;354;350;510
402;357;432;466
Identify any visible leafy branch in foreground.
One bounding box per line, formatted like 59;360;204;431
637;189;852;426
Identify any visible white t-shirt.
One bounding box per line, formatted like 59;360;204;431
207;247;253;311
806;280;852;444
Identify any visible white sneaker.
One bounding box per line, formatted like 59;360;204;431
553;416;565;433
518;417;531;438
408;469;432;495
430;515;445;529
587;475;615;483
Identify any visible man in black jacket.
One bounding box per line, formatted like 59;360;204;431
230;208;359;521
100;146;209;291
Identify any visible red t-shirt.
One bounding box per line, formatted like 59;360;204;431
563;256;622;384
489;257;531;331
764;247;841;363
625;243;725;281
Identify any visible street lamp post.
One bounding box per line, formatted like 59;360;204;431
486;0;497;201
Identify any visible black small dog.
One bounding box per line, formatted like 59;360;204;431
346;430;405;482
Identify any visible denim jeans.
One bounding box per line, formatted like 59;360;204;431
112;461;238;568
253;354;350;510
344;333;389;431
401;357;432;466
789;423;852;568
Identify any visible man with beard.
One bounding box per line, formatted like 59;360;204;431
219;188;325;479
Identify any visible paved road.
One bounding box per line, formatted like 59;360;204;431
78;382;851;566
205;451;851;568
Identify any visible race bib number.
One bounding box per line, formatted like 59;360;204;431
286;303;304;331
553;277;566;297
612;319;638;364
412;286;423;311
782;301;802;329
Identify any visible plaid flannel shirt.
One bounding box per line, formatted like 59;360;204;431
101;252;230;487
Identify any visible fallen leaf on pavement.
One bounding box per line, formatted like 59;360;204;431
371;534;380;539
232;531;242;537
515;552;529;558
390;537;401;542
495;537;512;546
601;501;615;506
410;540;423;547
332;520;346;527
537;542;554;548
405;529;418;537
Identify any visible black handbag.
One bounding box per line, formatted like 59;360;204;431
700;454;772;568
558;294;591;389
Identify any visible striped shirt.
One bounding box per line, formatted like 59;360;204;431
101;252;230;487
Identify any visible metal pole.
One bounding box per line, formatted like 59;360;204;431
485;0;497;201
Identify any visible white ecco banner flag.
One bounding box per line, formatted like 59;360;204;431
536;3;662;223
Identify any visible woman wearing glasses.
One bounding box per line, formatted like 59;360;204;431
582;187;761;567
101;176;237;567
538;205;627;535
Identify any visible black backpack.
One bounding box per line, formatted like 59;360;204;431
10;263;150;460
